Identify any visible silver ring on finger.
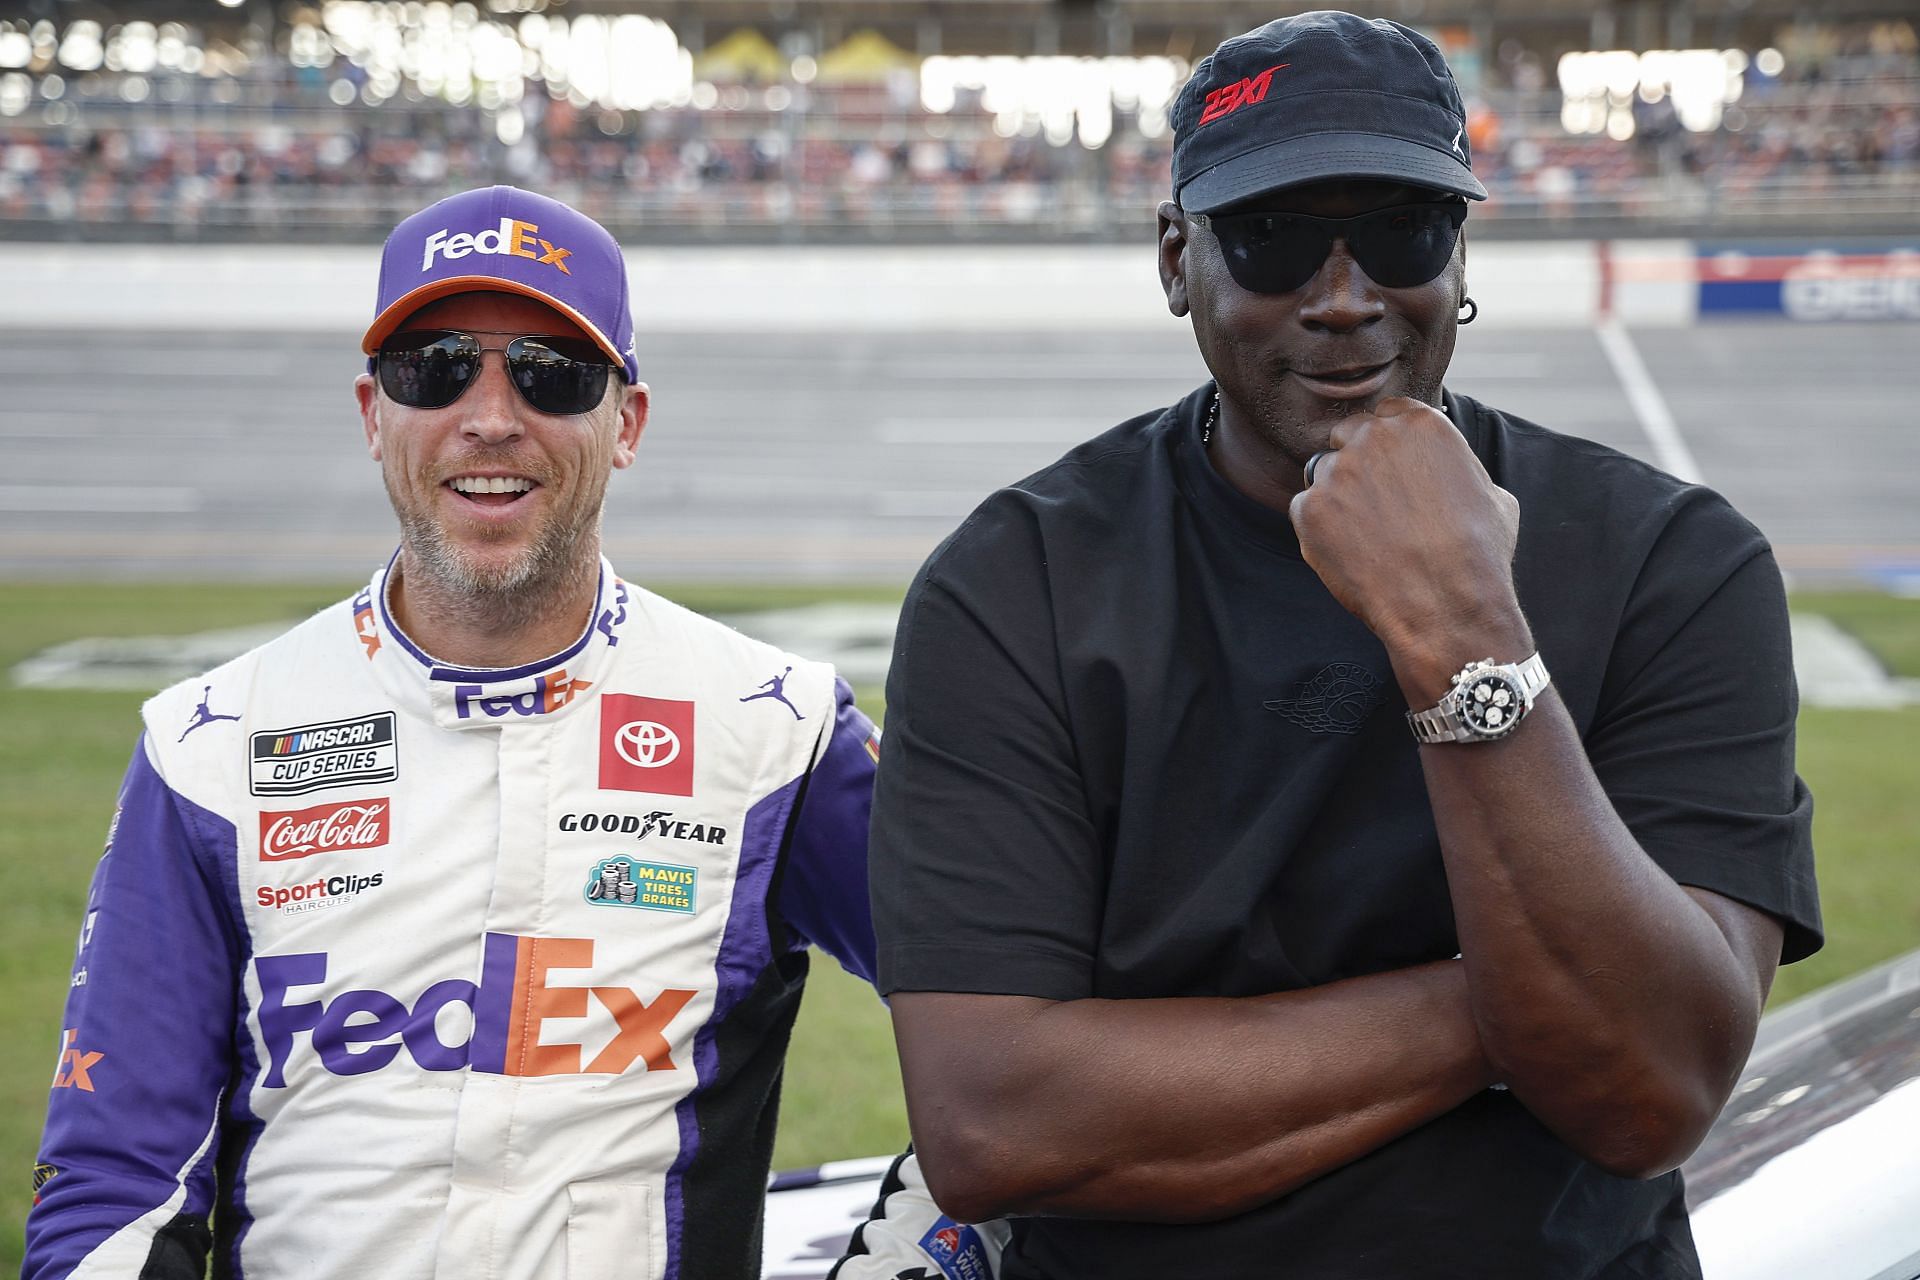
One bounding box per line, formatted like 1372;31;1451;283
1304;450;1332;486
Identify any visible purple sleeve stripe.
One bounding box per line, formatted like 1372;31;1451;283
24;740;246;1280
662;772;805;1277
775;679;880;986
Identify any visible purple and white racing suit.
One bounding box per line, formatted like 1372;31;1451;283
27;557;880;1280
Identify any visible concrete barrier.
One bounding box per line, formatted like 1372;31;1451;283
4;239;1912;332
0;240;1605;333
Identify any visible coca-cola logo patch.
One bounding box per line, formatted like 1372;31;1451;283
258;798;392;862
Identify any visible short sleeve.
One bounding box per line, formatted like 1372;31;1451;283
1584;507;1822;963
871;503;1107;1000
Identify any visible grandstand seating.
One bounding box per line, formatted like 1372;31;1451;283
0;18;1915;241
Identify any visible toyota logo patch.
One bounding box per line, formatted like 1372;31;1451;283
599;695;696;795
614;720;681;769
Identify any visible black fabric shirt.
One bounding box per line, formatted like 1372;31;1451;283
871;386;1821;1280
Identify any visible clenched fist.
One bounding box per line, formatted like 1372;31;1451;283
1287;397;1532;701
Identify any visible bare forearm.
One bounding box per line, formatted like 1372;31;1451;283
897;961;1492;1223
1412;689;1770;1173
1293;399;1781;1178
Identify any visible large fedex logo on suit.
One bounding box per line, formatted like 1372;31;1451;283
256;933;695;1086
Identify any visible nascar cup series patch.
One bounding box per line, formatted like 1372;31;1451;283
584;856;697;914
250;712;398;797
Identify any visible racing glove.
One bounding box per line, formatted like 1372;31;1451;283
828;1147;1009;1280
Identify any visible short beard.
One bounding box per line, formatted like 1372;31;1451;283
388;482;603;640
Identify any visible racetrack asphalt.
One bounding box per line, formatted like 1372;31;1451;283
1;322;1914;587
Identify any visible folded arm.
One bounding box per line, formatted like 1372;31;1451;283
1294;401;1804;1178
893;959;1491;1223
1414;688;1783;1176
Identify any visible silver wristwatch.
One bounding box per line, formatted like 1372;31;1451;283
1407;653;1551;744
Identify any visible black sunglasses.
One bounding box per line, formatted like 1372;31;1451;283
376;329;618;416
1196;200;1469;295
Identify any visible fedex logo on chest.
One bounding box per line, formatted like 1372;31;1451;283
451;667;590;720
255;933;696;1086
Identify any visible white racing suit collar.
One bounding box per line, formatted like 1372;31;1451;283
351;550;635;731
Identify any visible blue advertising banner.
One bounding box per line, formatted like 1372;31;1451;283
1697;243;1920;320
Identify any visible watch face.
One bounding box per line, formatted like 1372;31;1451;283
1460;671;1524;737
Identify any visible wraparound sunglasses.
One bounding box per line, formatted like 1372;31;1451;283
1194;200;1469;294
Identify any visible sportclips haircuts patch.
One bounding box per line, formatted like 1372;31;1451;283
251;712;398;797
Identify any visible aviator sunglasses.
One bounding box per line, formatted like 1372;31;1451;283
376;329;619;416
1195;199;1469;295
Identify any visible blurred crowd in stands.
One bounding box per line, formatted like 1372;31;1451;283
0;20;1915;238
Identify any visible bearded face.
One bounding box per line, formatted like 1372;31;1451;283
357;290;643;635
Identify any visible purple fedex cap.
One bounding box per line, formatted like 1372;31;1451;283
361;186;639;384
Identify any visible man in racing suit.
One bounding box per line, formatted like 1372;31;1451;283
25;186;905;1280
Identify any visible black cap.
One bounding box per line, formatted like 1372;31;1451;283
1171;11;1487;214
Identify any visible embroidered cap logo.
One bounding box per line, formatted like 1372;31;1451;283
420;217;574;274
1198;62;1289;126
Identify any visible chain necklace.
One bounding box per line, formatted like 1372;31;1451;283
1202;390;1219;447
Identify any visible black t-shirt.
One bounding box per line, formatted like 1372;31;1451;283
871;386;1822;1280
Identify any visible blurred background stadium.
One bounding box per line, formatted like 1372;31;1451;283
2;0;1918;1272
0;0;1916;240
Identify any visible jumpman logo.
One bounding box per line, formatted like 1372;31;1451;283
179;686;241;742
739;667;804;721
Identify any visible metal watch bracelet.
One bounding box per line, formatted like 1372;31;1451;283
1406;653;1551;744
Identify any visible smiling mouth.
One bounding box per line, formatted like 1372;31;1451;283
1289;360;1395;401
446;476;538;507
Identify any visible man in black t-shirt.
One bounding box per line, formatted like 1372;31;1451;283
863;13;1822;1280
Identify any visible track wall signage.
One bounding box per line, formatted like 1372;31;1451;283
1695;244;1920;321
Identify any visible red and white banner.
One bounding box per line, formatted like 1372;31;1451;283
259;799;391;861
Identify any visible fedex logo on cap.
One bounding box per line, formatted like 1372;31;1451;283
421;218;574;275
255;933;696;1086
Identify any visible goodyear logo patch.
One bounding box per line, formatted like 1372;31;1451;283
584;857;696;914
250;712;398;797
